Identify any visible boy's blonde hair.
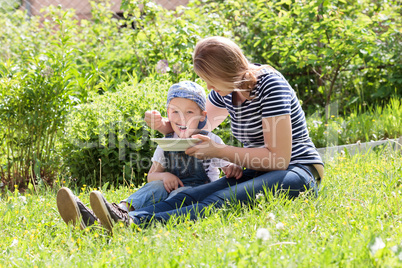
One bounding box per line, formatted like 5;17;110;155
193;36;258;91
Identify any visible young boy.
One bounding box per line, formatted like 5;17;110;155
56;81;242;230
117;81;239;212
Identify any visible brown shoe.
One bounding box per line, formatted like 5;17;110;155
90;191;133;234
57;187;98;230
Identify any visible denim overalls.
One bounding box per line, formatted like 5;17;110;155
123;131;209;210
163;130;210;187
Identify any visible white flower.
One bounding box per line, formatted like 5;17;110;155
313;120;322;128
18;196;27;203
267;213;276;221
10;239;18;247
370;237;385;255
145;2;158;9
256;228;271;241
391;245;398;253
255;192;264;201
276;222;285;230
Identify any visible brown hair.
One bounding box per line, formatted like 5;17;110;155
193;36;259;91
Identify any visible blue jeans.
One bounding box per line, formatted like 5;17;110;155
122;181;193;210
129;164;318;225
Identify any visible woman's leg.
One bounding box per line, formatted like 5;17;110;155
130;169;258;217
130;165;317;225
165;186;193;200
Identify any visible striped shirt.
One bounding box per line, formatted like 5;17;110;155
208;68;324;166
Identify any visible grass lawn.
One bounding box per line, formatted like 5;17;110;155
1;149;401;267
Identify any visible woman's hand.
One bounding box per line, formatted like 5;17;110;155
221;163;243;179
185;134;225;159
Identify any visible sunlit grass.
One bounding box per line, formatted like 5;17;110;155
308;98;402;147
0;149;401;267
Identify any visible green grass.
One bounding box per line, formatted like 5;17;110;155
308;98;402;148
1;149;401;267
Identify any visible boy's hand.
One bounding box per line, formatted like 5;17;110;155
145;110;163;130
162;173;184;193
221;164;243;180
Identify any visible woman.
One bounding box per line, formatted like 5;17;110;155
89;36;324;228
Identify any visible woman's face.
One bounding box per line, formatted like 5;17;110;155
167;98;207;138
205;79;235;96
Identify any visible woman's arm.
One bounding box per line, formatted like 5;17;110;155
187;114;292;172
204;99;229;131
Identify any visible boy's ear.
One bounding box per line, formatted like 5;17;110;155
200;111;207;122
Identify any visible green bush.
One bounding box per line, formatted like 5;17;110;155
0;0;231;187
191;0;402;116
61;75;174;187
0;8;85;188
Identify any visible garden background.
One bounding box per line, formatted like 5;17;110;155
0;0;401;266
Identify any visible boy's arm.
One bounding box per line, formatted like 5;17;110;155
144;110;173;135
147;161;184;193
144;100;229;134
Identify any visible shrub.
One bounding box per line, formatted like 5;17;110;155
191;0;402;116
61;75;174;187
0;8;84;188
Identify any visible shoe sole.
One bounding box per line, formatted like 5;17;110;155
90;191;114;234
57;187;85;230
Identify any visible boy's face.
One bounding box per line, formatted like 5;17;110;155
167;98;207;138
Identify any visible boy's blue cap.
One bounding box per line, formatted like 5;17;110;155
167;81;207;129
167;81;206;111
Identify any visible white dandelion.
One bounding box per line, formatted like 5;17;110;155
256;228;271;241
18;196;27;203
10;239;18;247
276;222;285;230
267;213;276;221
370;237;385;255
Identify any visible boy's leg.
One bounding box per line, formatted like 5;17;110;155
123;181;169;210
56;187;98;229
